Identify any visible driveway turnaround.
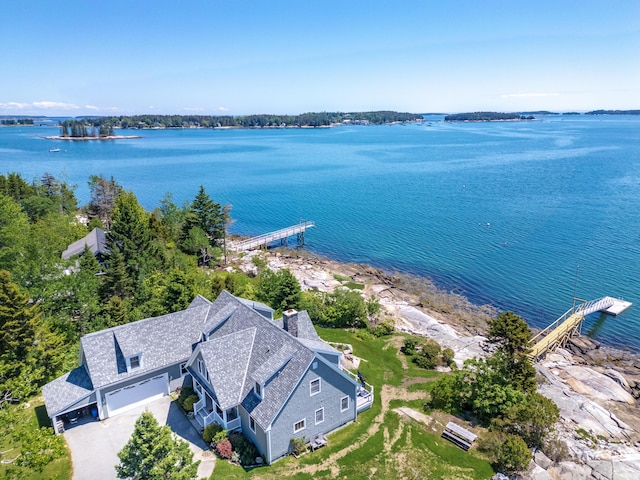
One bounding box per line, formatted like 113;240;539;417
63;396;215;480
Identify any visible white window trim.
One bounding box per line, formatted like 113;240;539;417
180;362;188;377
315;407;324;425
255;381;263;399
249;415;256;433
128;354;142;371
341;395;350;412
293;418;306;434
310;378;321;396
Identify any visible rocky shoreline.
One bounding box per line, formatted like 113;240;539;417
232;248;640;479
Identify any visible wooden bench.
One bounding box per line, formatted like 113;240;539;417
442;422;477;450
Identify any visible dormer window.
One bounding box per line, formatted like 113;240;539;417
128;354;142;370
254;381;263;399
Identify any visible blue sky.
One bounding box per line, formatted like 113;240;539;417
1;0;638;116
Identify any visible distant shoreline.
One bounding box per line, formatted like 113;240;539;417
45;135;142;141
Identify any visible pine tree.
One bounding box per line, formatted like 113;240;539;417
116;410;199;480
184;186;224;247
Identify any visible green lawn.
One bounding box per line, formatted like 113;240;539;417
0;399;72;480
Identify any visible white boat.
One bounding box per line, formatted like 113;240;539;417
49;148;61;153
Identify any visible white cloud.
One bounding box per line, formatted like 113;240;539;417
217;106;230;111
501;93;560;99
32;101;81;110
85;105;100;111
0;101;31;110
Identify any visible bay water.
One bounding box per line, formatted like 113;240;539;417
1;115;639;350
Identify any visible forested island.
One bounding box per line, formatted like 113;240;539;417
444;112;534;122
1;118;34;126
585;109;640;115
61;110;422;133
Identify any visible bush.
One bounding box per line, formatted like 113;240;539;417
495;434;532;475
442;348;455;366
177;386;194;409
402;337;418;355
203;423;224;444
228;431;259;465
212;429;228;446
216;439;234;460
290;436;307;456
370;321;394;337
182;394;199;413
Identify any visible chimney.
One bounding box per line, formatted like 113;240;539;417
283;309;299;337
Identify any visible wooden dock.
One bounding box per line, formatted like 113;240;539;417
528;296;632;361
232;221;315;252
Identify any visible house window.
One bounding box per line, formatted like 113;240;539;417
255;382;262;398
129;355;141;370
312;361;318;370
315;407;324;425
341;395;349;412
198;360;204;375
249;416;256;433
293;418;306;433
180;362;188;376
310;378;321;396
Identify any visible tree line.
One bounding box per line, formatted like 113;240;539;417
445;112;534;121
61;111;423;130
1;119;34;125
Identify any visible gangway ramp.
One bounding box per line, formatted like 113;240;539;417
233;221;315;252
528;296;632;361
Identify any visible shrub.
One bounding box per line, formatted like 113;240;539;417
216;439;234;460
370;321;394;337
182;394;199;413
228;431;259;465
402;337;418;355
442;348;455;366
290;436;307;456
176;386;194;409
203;423;224;444
212;429;228;446
495;434;532;475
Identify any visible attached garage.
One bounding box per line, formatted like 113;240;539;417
105;373;168;417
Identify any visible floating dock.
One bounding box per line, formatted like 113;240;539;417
601;297;632;316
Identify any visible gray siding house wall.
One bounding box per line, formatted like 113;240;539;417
268;355;357;462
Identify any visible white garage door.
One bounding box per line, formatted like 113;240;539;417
105;374;168;417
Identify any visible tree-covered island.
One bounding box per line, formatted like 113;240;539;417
444;112;535;122
49;111;421;139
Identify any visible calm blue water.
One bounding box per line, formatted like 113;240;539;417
1;116;639;350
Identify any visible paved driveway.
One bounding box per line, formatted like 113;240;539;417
64;396;215;479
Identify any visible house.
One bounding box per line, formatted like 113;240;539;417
42;291;373;463
61;227;109;261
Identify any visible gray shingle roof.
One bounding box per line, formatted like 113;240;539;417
81;304;209;388
42;365;94;417
200;297;317;430
61;227;108;259
199;327;256;410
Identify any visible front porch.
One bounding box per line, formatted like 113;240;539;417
193;380;241;431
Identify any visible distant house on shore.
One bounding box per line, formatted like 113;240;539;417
61;227;108;262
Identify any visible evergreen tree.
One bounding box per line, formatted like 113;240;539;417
116;410;199;480
183;186;224;247
107;190;158;294
256;268;301;314
0;270;40;405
